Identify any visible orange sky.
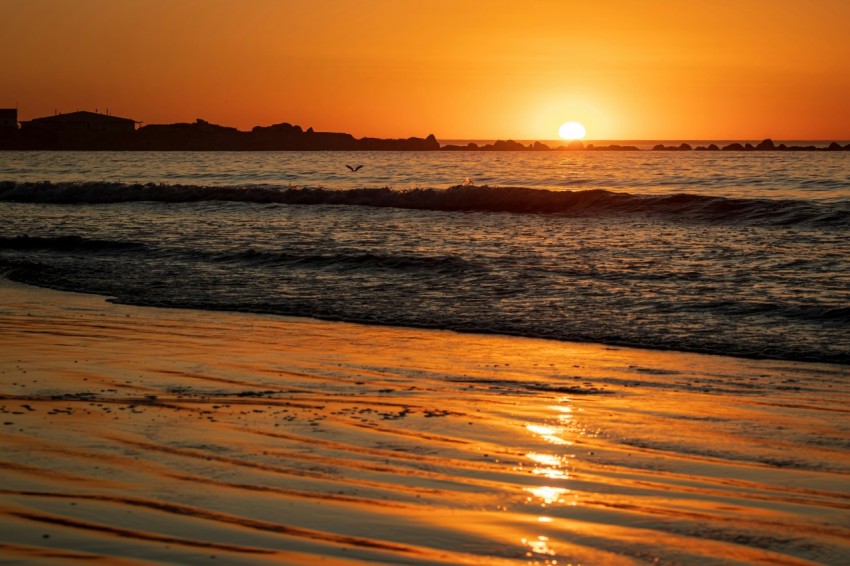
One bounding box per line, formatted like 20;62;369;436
2;0;849;140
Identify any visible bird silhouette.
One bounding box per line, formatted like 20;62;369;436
346;164;364;172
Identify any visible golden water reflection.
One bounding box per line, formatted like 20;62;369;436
521;534;556;557
524;485;570;506
525;424;573;446
526;452;569;479
519;401;584;563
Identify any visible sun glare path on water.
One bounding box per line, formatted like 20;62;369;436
558;121;587;140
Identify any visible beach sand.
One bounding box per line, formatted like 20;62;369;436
1;279;848;565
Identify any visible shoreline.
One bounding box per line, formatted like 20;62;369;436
2;265;847;366
1;279;848;564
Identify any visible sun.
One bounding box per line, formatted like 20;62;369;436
558;121;587;140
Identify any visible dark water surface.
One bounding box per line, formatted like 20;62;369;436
1;150;848;363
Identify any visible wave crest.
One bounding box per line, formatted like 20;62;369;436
1;181;846;228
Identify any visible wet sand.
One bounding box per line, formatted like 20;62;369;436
1;279;848;565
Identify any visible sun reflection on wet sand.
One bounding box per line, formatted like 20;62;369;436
525;486;571;506
525;424;573;446
521;534;557;559
525;453;569;479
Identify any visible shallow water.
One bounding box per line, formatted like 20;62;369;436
1;282;848;565
0;151;848;364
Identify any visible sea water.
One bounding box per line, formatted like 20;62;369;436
1;150;848;363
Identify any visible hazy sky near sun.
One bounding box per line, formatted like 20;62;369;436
2;0;849;140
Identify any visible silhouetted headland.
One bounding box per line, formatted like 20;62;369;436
0;109;848;151
0;111;439;151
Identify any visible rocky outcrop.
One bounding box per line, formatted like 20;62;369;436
1;117;440;151
442;142;480;151
485;140;527;151
653;143;692;151
356;134;439;151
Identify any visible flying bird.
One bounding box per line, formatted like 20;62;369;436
346;164;364;172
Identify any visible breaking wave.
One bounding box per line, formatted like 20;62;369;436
1;181;846;228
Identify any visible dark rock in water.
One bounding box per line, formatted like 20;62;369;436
652;144;668;151
744;143;755;150
694;146;707;151
563;140;584;150
827;142;842;151
845;143;850;150
722;143;745;151
488;139;526;151
756;138;775;150
678;143;692;151
532;141;550;151
787;145;818;151
359;134;440;150
778;144;788;150
443;142;481;150
707;144;719;151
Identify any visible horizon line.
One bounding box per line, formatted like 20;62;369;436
4;109;847;144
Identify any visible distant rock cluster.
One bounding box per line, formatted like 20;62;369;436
443;138;850;152
442;140;640;151
651;139;850;152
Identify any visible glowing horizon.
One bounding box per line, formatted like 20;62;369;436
2;0;849;140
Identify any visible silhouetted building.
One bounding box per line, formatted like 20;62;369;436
20;110;137;133
0;109;17;129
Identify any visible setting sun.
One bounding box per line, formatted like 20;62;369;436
558;121;587;140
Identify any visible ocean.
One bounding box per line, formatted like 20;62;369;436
1;149;848;364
